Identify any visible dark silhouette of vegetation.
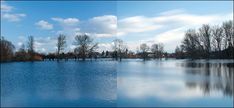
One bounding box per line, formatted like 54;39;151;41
73;34;98;61
27;36;35;61
0;36;15;62
175;20;233;59
0;36;42;62
57;34;66;60
112;39;127;61
140;43;149;60
14;44;28;61
151;43;164;59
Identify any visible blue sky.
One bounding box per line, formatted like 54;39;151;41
1;1;233;53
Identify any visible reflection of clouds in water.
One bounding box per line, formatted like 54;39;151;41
118;59;233;104
118;76;223;101
179;60;233;97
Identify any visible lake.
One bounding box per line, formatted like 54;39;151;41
118;59;233;107
1;59;233;107
1;60;117;107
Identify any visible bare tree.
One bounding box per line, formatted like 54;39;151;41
0;36;15;62
175;46;182;58
140;43;149;60
158;43;164;58
73;34;98;61
57;34;66;60
199;24;212;58
222;20;233;48
178;20;233;59
151;44;159;58
211;25;223;52
112;39;127;61
27;36;35;61
151;43;164;58
182;29;202;59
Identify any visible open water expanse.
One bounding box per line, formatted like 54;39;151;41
1;59;233;107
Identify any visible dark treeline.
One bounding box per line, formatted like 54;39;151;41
0;34;165;62
1;20;233;62
175;20;233;59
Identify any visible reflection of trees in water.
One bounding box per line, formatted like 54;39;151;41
181;60;233;97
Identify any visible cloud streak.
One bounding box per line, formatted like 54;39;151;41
1;2;26;22
2;13;26;22
35;20;53;30
1;3;13;12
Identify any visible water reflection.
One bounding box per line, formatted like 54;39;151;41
1;59;233;107
180;60;234;97
1;61;117;107
117;59;233;107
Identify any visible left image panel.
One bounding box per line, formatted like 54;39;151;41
1;1;117;107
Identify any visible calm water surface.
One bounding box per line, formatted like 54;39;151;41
1;59;233;107
1;60;117;107
117;59;233;107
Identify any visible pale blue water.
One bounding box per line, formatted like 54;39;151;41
1;59;233;107
117;59;233;107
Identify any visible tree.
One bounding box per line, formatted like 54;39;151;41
0;36;15;62
73;34;98;61
178;20;233;59
211;25;223;52
158;43;164;58
140;43;149;60
57;34;66;60
27;36;35;61
175;45;184;59
181;29;202;59
105;51;109;57
101;51;105;57
151;43;164;58
222;20;233;48
112;39;127;61
15;44;28;61
151;44;159;58
199;24;212;58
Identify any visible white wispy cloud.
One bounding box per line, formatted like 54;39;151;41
52;17;80;39
83;15;117;37
118;16;163;36
35;20;53;30
1;3;13;12
1;2;26;22
2;13;26;22
52;15;117;38
52;17;79;27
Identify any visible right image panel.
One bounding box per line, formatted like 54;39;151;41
116;1;233;107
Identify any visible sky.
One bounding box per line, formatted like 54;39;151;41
1;1;233;53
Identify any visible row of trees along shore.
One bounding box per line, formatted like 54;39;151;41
0;20;233;62
175;20;233;59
